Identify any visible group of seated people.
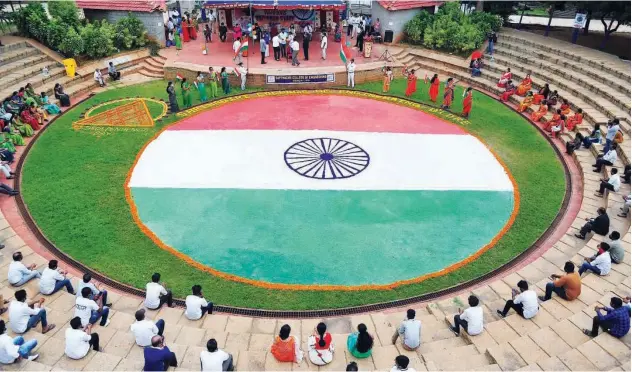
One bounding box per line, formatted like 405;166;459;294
93;62;122;87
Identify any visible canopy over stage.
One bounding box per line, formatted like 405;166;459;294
203;0;345;10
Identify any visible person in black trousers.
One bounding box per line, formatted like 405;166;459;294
576;207;610;240
624;164;631;184
596;168;619;196
219;23;227;42
70;316;100;353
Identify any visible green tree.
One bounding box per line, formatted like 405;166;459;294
82;20;117;59
48;0;80;29
597;2;631;49
544;1;566;36
114;13;147;50
58;26;84;57
11;3;46;38
45;19;68;51
404;10;433;44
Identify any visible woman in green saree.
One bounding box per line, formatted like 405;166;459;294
181;78;193;108
24;83;42;106
346;323;374;359
220;67;230;95
208;67;219;99
195;72;208;102
0;134;17;153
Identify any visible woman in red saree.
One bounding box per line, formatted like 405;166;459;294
189;18;198;40
182;18;191;42
500;80;515;102
515;73;532;96
533;83;549;104
544;109;562;132
518;91;534;112
429;74;440;102
20;107;40;131
441;78;456;109
403;67;417;97
530;102;548;122
566;108;583;131
462;87;473;118
497;68;512;88
559;99;571;115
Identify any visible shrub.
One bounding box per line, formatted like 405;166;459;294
45;19;67;51
470;11;502;34
115;13;147;50
82;21;117;59
26;12;48;41
48;1;80;30
146;35;161;56
58;27;84;57
11;3;46;38
404;10;433;44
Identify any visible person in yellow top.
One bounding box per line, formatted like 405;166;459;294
539;261;581;302
518;91;534;112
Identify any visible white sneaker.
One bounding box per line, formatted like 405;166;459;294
102;319;111;327
27;354;39;361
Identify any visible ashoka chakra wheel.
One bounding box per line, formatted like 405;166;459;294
284;138;370;180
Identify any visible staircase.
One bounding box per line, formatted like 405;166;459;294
138;55;166;79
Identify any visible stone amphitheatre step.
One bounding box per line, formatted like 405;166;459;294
422;344;494;371
0;54;54;78
2;62;65;91
0;46;40;66
0;66;66;97
0;40;29;54
137;61;163;75
145;57;165;69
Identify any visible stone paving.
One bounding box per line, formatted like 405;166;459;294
0;31;629;371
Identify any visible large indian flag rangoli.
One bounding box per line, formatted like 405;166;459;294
127;93;517;288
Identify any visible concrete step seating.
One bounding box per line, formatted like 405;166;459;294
0;55;56;78
0;46;40;66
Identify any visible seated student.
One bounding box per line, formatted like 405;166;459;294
497;68;512;87
530;102;548;122
602;231;624;264
185;284;213;321
543;109;562;132
623;165;630;184
39;260;74;296
546;90;559;108
108;62;120;81
539;261;581;302
583;124;602;148
550;114;566;138
144;335;178;372
576;207;609;240
584;297;630;338
40;92;61;114
515;73;532;96
391;355;415;372
9;290;55;334
130;309;165;347
0;320;39;364
347;323;374;359
497;280;538;319
201;338;234;371
75;287;110;328
392;309;421;350
565;108;583;131
566;133;583;155
593;143;618;172
8;252;41;287
54;84;71;107
307;322;334;366
579;242;611;276
559;99;571;115
65;316;100;360
595;168;620;197
271;324;303;363
449;295;484;336
94;69;105;87
517;91;534;112
77;273;111;307
347;361;359;371
145;273;173;310
500;80;516;102
470;59;481;77
619;195;631;218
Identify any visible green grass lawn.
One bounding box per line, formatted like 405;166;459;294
21;79;566;310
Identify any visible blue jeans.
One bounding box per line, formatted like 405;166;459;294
471;68;481;77
24;309;47;333
89;307;110;326
487;40;494;54
583;137;600;148
579;262;601;276
155;319;165;336
89;290;108;306
12;271;41;287
603;138;613;154
12;336;37;359
50;279;74;295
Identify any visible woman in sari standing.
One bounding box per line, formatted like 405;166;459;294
182;17;191;42
518;91;534;112
271;324;303;363
462;87;473;119
515;73;532;96
195;72;208;102
166;82;179;114
181;78;192;108
429;74;440;102
174;30;182;56
499;80;516;102
382;66;393;93
220;67;230;94
190;17;198;40
347;323;374;359
208;67;219;99
533;83;549;104
40;92;61;114
403;67;417;97
441;78;456;109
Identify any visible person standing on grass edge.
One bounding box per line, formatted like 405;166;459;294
462;87;473;119
208;67;219;99
260;35;267;64
237;63;247;91
347;59;356;88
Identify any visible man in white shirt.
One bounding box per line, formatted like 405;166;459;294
185;285;213;321
497;280;539;319
347;59;356;88
167;18;174;32
201;338;233;371
76;287;110;328
279;29;288;59
272;34;280;61
236;63;247;91
232;38;243;64
320;32;328;60
170;8;180;25
391;355;416;372
392;309;421;350
290;39;300;66
130;309;165;347
39;259;74;296
450;295;484;336
596;167;621;197
94;69;105;87
9;289;55;334
603;118;620;154
579;242;612;276
77;273;111;307
594;143;618;172
8;251;41;287
65;316;100;359
0;320;38;364
145;272;173;310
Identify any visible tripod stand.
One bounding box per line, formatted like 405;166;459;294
378;47;393;62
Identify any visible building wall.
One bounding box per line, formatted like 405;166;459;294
372;4;436;44
83;9;166;44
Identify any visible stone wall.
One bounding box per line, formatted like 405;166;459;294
371;4;436;44
163;66;384;89
83;10;166;44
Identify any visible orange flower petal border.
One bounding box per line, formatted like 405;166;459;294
124;89;521;292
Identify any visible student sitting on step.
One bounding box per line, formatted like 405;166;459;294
575;207;609;240
589;231;624;265
595;167;620;197
130;309;165;347
392;309;421;350
578;242;611;277
65;316;101;360
539;261;581;302
566;133;583;155
497;280;539;319
593;143;618;173
0;320;39;364
391;355;416;372
449;295;484;336
584;297;630;338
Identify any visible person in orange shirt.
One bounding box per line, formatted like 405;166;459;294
515;73;532;96
462;87;473;119
559;99;571;115
550;114;565;138
544;109;562;131
518;91;534;112
530;102;548;122
539;261;581;302
566;108;583;131
428;74;440;102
